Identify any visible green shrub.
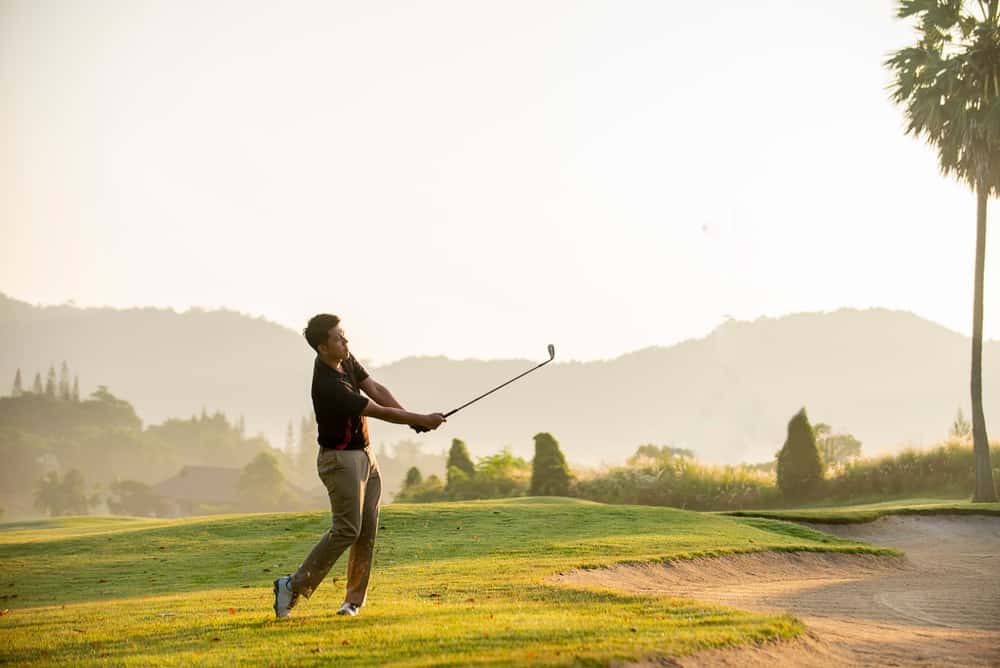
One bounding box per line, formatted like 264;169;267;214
445;438;475;496
107;479;169;517
404;466;423;487
398;446;531;503
447;450;530;500
238;452;286;511
445;466;475;500
395;474;446;502
33;469;97;516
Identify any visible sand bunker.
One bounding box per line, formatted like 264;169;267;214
553;515;1000;667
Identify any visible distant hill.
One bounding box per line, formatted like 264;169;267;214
0;293;310;454
2;292;997;466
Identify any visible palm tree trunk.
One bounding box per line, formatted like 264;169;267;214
971;184;997;502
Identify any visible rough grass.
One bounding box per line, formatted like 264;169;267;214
722;497;1000;524
0;498;890;666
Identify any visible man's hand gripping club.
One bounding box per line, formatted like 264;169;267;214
361;401;446;432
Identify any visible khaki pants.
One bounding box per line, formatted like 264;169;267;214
291;447;381;606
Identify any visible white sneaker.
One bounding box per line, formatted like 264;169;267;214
336;602;360;616
273;576;298;618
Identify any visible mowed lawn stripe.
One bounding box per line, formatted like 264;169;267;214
1;498;888;666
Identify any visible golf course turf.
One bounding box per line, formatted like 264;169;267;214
1;498;895;666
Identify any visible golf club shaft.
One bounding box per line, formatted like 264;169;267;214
442;358;553;418
410;346;555;432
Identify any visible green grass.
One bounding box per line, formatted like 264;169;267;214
0;498;892;666
722;497;1000;524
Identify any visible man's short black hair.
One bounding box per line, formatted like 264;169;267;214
304;314;340;352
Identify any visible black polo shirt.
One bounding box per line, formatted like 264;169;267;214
312;355;371;450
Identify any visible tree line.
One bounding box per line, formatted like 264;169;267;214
4;370;993;517
0;376;283;518
393;407;996;509
11;363;80;401
1;372;450;518
396;433;571;502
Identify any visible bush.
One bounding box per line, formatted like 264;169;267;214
107;479;169;517
471;450;531;499
447;450;531;500
445;439;475;496
404;466;423;487
238;452;285;511
395;474;446;502
776;408;823;501
445;466;475;500
396;446;531;502
33;469;97;516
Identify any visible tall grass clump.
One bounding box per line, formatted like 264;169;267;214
574;441;1000;511
574;455;782;511
824;439;1000;501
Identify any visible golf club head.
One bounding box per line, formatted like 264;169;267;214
547;344;555;361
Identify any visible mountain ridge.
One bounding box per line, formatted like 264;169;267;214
2;292;996;466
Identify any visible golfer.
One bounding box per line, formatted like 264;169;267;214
274;313;445;618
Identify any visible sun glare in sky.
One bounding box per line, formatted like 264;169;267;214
2;1;997;363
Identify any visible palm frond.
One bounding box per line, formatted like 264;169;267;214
887;0;1000;196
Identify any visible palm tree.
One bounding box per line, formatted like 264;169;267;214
886;0;1000;501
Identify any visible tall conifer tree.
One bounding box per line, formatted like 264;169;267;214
59;361;70;400
530;432;572;496
298;412;318;474
776;408;824;501
45;366;56;397
446;438;475;480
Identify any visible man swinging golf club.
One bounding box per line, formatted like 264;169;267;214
274;313;446;618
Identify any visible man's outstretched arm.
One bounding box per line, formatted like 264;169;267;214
361;400;445;430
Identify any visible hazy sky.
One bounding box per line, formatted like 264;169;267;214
2;1;997;364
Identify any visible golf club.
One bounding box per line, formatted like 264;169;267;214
411;344;556;433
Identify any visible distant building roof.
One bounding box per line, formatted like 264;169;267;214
153;466;241;505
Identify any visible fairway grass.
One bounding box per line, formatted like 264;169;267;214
1;498;891;666
722;497;1000;524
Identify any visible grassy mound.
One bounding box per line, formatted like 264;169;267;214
1;499;890;666
723;498;1000;524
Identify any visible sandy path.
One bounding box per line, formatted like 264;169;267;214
552;515;1000;667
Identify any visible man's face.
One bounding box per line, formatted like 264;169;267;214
320;325;350;360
